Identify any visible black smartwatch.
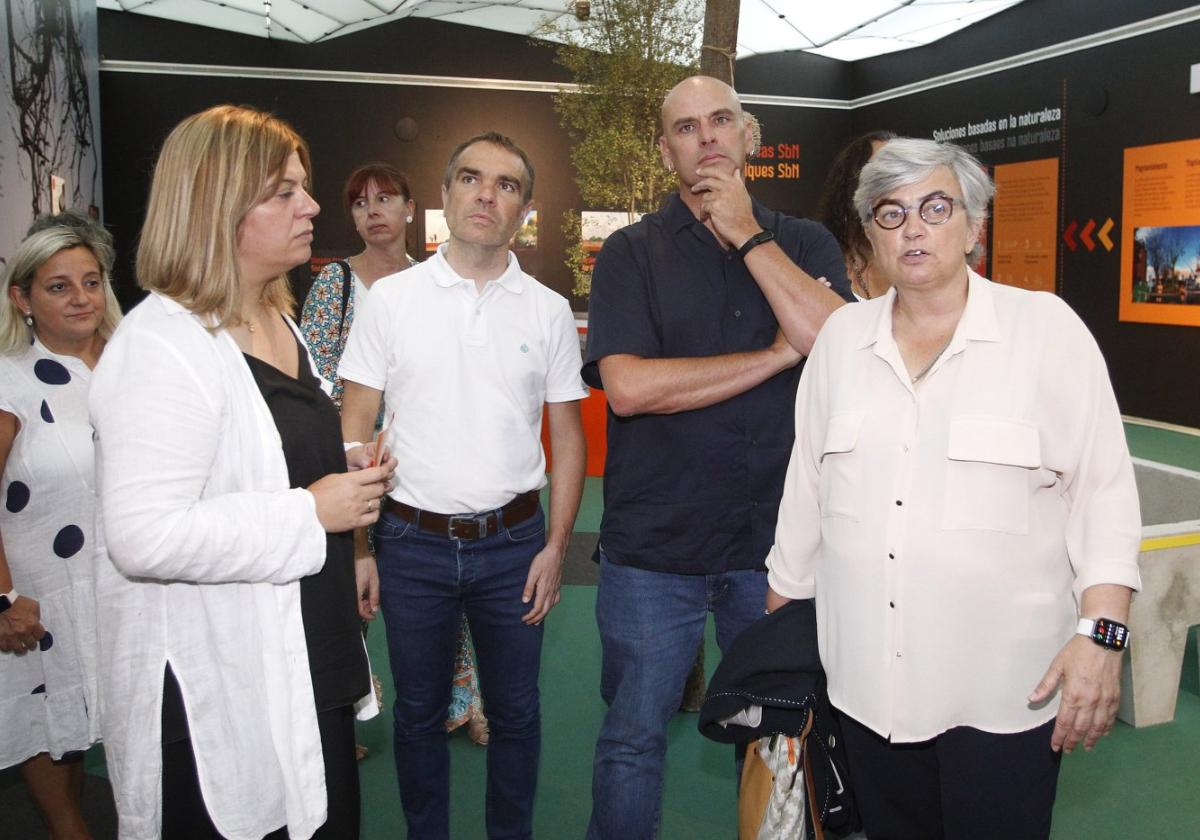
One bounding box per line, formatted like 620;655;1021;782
737;228;775;259
1076;617;1130;651
0;588;17;614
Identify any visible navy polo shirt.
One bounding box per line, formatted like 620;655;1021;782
583;193;851;575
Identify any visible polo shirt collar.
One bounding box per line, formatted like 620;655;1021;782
856;268;1001;351
429;243;525;294
664;191;772;234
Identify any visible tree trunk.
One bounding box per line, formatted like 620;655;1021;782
700;0;739;85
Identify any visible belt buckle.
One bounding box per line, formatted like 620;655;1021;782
448;513;487;540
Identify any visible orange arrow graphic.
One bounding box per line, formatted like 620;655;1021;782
1080;219;1096;251
1098;218;1115;251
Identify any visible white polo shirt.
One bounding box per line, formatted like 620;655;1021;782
339;245;587;514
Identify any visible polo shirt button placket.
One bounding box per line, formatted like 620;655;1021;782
465;294;486;346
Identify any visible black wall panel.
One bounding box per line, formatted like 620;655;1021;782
736;51;852;99
736;105;853;218
98;14;844;313
101;74;581;308
98;6;1200;423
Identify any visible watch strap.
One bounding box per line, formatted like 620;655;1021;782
0;588;17;614
737;228;775;259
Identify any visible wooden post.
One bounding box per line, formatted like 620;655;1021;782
700;0;739;85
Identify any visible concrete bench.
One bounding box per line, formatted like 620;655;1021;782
1116;458;1200;728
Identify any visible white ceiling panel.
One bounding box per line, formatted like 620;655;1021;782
807;35;915;62
855;1;1017;40
299;0;388;24
99;0;1028;60
270;0;347;42
736;0;814;56
116;0;278;40
761;0;900;46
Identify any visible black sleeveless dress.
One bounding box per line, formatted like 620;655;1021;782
242;337;369;710
160;330;369;839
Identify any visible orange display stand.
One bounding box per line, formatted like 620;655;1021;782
543;389;608;477
543;324;608;476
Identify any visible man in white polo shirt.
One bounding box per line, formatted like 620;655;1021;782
339;131;587;840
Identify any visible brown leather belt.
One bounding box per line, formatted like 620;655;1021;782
382;490;541;541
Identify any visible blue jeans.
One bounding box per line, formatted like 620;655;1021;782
375;506;546;840
587;549;767;840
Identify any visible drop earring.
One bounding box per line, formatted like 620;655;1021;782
23;311;33;327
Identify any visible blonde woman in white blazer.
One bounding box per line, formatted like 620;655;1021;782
90;105;395;840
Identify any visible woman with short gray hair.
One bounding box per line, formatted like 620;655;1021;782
765;138;1141;838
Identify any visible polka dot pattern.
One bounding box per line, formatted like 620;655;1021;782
53;525;85;558
2;343;97;754
5;480;29;513
33;358;71;385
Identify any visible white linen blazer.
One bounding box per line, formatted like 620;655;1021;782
90;292;371;840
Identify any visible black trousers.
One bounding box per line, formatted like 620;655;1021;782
836;708;1061;840
162;704;360;840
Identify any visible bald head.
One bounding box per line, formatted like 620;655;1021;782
661;75;743;134
658;75;754;187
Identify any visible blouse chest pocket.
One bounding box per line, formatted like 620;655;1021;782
942;415;1041;534
819;413;863;521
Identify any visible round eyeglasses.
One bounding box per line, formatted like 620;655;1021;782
872;195;959;230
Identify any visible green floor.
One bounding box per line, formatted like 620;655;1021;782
70;419;1200;837
355;586;738;839
345;588;1200;840
348;417;1200;838
1124;419;1200;473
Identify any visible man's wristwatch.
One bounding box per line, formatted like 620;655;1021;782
1076;616;1130;651
737;228;775;259
0;588;18;614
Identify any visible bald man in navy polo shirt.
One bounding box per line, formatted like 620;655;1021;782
583;75;852;839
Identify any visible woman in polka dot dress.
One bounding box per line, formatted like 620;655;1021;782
0;211;122;839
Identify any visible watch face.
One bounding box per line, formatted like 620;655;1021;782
1092;618;1129;651
0;595;11;613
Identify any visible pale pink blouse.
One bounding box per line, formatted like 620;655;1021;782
767;271;1142;742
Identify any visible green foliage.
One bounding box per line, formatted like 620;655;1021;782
542;0;701;295
560;212;591;297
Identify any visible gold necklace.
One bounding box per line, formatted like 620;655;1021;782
911;335;954;383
